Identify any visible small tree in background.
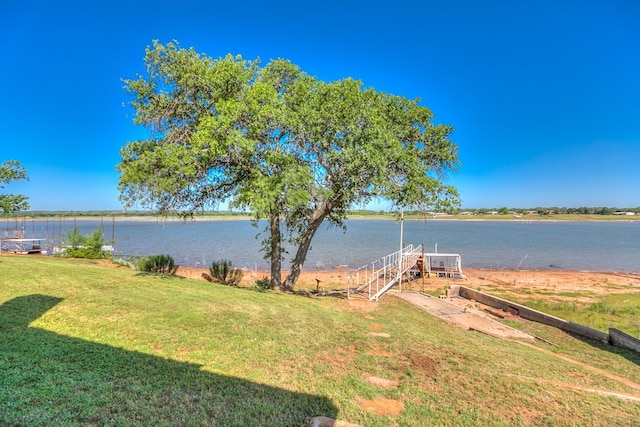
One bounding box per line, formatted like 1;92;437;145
62;227;112;259
0;160;30;213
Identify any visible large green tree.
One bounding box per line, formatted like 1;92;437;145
0;160;30;213
118;41;460;290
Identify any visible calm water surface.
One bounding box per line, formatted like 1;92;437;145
11;218;640;273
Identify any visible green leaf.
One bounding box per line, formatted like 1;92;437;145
118;41;460;289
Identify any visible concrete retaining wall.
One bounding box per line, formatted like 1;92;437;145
609;328;640;353
455;286;610;343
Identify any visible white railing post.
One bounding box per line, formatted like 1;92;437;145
348;243;427;302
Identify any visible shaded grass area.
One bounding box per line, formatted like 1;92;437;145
1;255;640;426
2;295;331;426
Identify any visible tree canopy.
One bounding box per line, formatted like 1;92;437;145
118;41;460;290
0;160;30;214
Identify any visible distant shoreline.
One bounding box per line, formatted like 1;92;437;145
3;213;638;223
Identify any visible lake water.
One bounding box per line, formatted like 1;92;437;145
8;218;640;273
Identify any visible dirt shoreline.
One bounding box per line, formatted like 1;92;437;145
173;265;640;296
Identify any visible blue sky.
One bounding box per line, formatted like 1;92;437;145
2;0;639;211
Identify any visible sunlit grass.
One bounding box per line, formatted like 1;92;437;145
508;293;640;339
1;254;639;426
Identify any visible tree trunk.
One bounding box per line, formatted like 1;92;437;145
282;204;330;291
269;212;282;290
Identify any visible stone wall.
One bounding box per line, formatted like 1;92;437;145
454;286;610;343
449;286;640;353
609;328;640;353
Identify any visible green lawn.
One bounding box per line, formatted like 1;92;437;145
1;255;639;426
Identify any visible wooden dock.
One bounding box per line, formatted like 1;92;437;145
0;238;48;255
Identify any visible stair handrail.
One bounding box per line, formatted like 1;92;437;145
347;244;423;301
369;247;423;301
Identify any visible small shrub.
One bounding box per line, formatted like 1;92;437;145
138;254;178;275
112;255;140;270
209;260;243;286
62;227;113;259
254;276;271;290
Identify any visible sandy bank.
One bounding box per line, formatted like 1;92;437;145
172;265;640;297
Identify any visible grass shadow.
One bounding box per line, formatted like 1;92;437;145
0;294;336;426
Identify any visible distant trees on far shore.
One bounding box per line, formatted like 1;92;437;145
3;207;638;219
452;207;639;216
405;206;640;217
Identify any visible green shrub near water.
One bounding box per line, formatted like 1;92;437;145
61;227;112;259
137;254;178;274
209;259;243;286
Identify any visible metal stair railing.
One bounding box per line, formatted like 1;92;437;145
347;244;423;301
369;249;422;301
